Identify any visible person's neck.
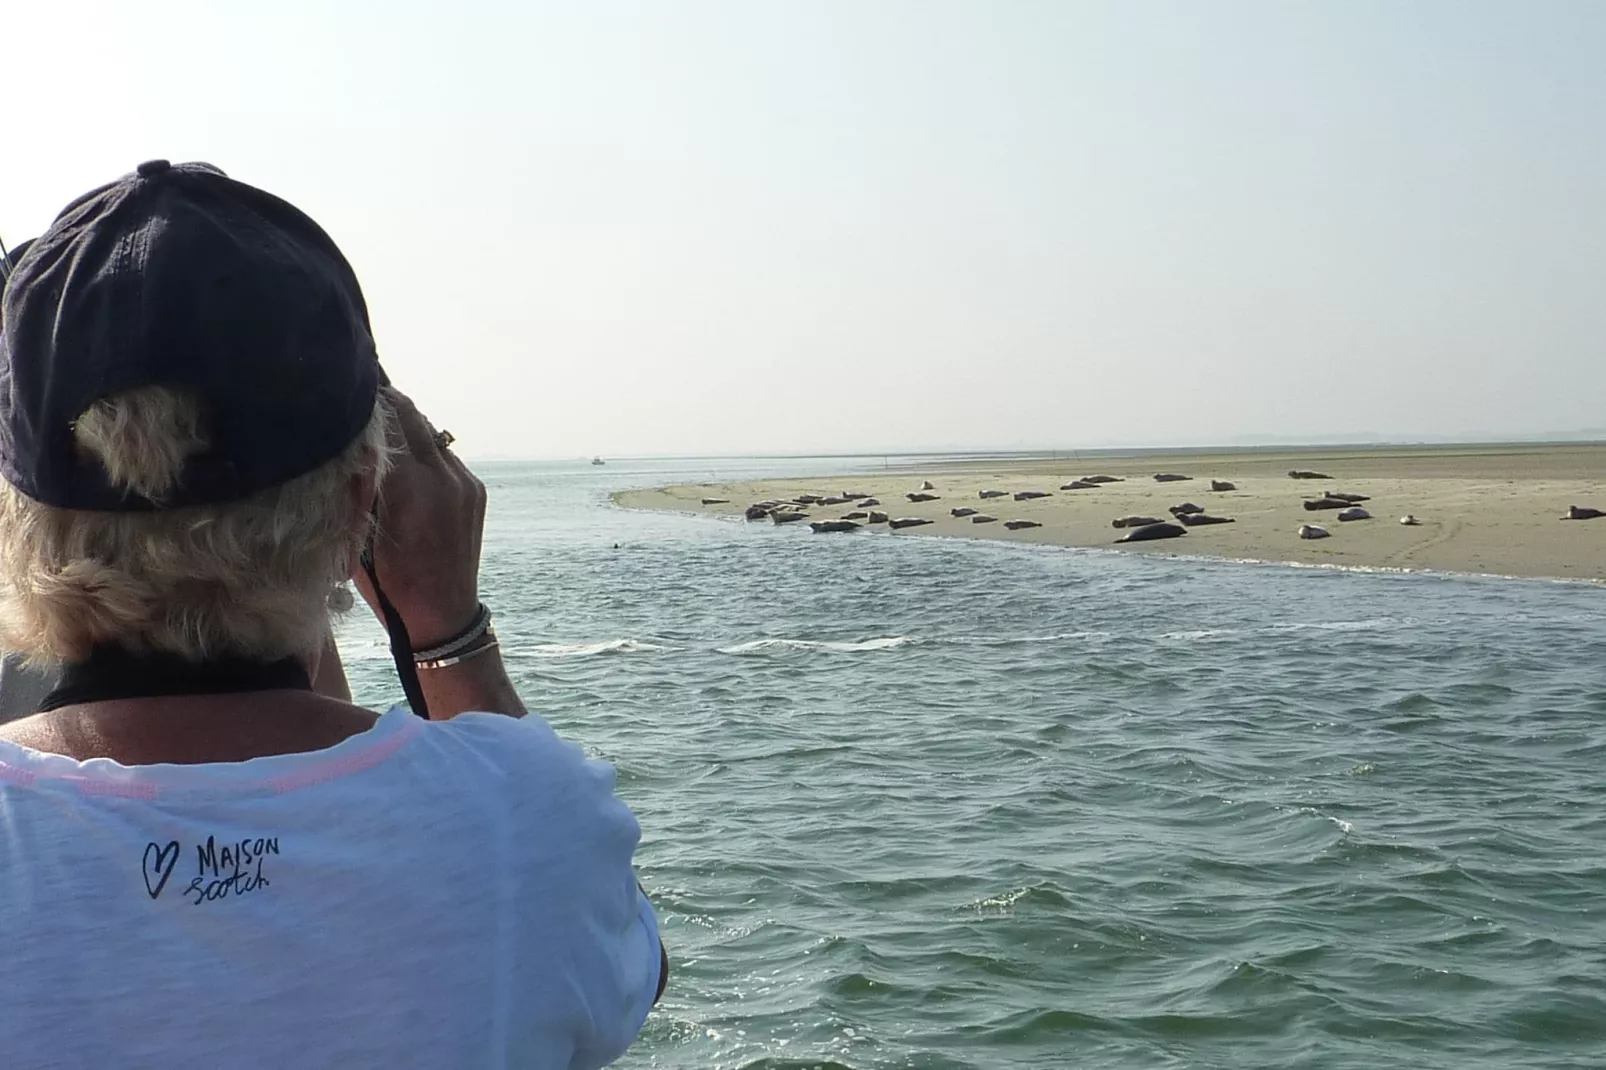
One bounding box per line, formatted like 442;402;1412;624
5;689;377;765
3;646;376;765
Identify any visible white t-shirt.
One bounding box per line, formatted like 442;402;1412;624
0;706;661;1069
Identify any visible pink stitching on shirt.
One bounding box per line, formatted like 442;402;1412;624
265;716;424;794
73;778;160;799
0;763;37;788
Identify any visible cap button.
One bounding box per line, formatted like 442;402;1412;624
135;159;172;178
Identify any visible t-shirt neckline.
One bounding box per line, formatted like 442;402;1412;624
0;705;422;799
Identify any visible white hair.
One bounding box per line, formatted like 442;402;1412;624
0;386;393;662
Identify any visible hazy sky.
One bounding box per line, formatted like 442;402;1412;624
5;1;1604;457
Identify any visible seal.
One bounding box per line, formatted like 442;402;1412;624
868;511;890;524
1210;480;1236;492
1177;513;1235;526
771;510;807;524
1298;524;1330;539
1325;492;1369;503
820;496;852;506
857;498;881;507
745;502;779;520
794;494;825;504
702;497;730;505
810;520;860;533
907;492;941;503
978;489;1008;499
1014;490;1052;501
951;507;978;517
1168;502;1204;516
842;491;871;500
842;511;869;520
1289;470;1331;480
1303;497;1351;511
1082;475;1123;484
1111;515;1165;529
917;480;936;491
1060;480;1099;490
890;517;934;530
1337;507;1370;521
1565;505;1605;520
1400;515;1421;525
1115;522;1186;543
1153;473;1192;482
971;514;998;523
1004;519;1042;530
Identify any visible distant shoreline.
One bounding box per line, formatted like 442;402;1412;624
613;443;1606;582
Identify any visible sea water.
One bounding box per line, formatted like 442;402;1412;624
340;458;1606;1069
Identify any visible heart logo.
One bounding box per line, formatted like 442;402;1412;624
143;840;180;900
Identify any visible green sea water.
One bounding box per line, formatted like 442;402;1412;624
344;459;1606;1069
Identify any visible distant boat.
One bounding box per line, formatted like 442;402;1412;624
591;457;605;466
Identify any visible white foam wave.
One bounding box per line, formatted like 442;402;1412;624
512;639;666;659
1271;619;1401;633
717;636;913;655
946;631;1110;646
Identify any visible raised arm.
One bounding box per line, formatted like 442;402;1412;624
352;389;525;720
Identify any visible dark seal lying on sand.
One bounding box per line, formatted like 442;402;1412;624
1303;497;1352;511
1004;519;1042;530
1177;513;1235;526
1116;522;1186;543
1289;470;1332;479
1154;473;1192;483
1112;515;1166;529
1565;505;1605;520
810;520;860;534
890;517;934;530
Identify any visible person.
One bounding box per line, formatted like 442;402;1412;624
0;237;57;723
0;160;664;1067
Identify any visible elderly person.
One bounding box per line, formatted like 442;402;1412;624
0;161;663;1067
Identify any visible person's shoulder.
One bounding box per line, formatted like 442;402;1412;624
410;713;638;847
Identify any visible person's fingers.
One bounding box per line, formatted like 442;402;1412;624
385;388;446;466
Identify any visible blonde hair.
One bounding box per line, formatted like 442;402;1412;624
0;386;394;662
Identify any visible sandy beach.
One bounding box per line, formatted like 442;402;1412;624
614;444;1606;581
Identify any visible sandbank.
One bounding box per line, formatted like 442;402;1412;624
613;444;1606;582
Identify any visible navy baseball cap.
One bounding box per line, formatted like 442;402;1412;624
0;160;384;511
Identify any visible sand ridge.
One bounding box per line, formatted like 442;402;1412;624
614;444;1606;581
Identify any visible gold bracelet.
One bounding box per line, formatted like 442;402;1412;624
415;638;501;671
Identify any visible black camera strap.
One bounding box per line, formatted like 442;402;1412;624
359;524;430;720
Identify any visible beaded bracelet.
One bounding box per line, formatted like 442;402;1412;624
411;603;493;664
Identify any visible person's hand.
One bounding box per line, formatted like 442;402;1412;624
352;388;487;650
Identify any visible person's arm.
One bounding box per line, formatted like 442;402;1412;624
353;389;523;720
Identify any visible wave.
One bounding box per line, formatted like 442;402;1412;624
509;638;666;658
717;636;913;655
